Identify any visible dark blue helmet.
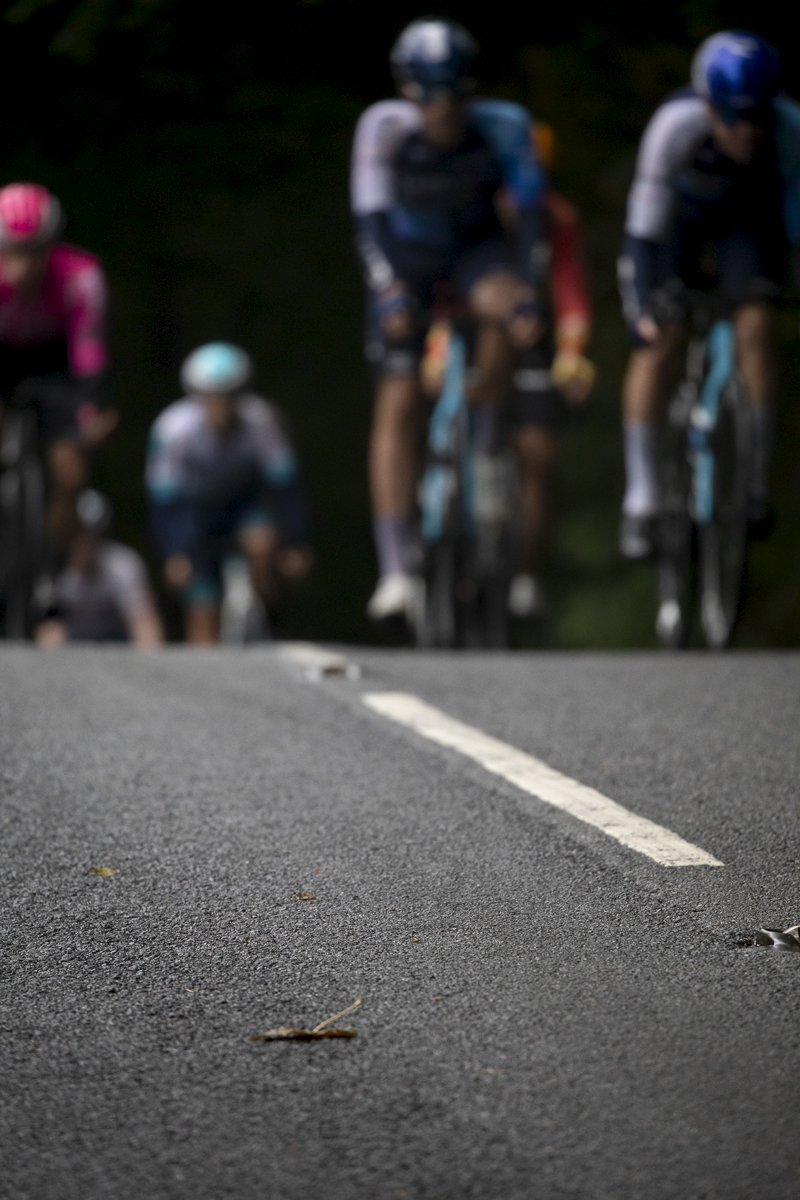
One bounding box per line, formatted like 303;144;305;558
390;18;477;100
692;31;779;124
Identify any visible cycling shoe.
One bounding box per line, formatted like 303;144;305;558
619;513;656;560
367;572;423;624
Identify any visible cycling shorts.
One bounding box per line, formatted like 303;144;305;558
511;339;563;430
632;200;786;346
364;235;519;379
183;488;276;607
0;342;89;446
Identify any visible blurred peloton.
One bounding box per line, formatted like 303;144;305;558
35;489;163;647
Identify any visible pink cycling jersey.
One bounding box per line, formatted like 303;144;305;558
0;243;108;377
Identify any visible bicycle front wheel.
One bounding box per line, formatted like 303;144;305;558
699;375;749;649
657;412;693;650
419;541;457;649
1;409;46;639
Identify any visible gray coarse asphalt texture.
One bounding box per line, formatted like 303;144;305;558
0;646;798;1200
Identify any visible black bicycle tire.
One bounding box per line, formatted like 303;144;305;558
698;375;749;649
420;541;457;648
656;394;693;649
1;408;45;639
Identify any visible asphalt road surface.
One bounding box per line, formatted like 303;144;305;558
1;645;798;1200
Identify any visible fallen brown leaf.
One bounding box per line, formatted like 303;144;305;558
295;892;316;901
411;936;420;943
86;866;117;877
251;998;361;1042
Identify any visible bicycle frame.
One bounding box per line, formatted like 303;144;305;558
0;400;46;639
657;312;749;650
688;320;735;525
417;323;514;649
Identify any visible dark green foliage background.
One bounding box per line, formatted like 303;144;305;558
2;0;797;644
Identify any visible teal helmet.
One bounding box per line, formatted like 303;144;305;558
181;342;252;395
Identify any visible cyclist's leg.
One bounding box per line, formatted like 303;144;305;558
237;516;280;603
508;340;563;616
717;226;782;528
182;570;222;645
45;440;89;552
620;322;688;557
618;212;700;556
466;271;522;406
733;301;775;408
364;282;426;617
458;250;551;616
12;360;89;554
458;240;540;404
33;375;91;553
734;301;776;528
185;602;221;644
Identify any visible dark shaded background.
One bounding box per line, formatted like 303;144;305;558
2;0;798;645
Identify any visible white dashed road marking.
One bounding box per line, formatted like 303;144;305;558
363;692;723;868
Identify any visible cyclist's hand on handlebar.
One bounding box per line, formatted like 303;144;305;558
551;352;596;406
164;553;193;590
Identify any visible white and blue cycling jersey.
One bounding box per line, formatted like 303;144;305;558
350;97;547;290
145;393;307;556
621;87;800;321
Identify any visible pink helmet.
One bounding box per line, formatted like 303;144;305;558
0;183;65;249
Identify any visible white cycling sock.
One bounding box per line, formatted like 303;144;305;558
747;406;774;505
373;516;412;577
622;421;659;517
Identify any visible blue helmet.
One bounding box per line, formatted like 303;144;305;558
692;31;779;124
180;342;252;394
390;18;477;99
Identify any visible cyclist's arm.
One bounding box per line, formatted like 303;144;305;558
773;94;800;293
547;191;591;352
62;255;120;441
350;100;421;294
64;258;109;384
248;398;311;547
621;92;709;338
470;99;549;291
145;420;196;558
547;191;595;401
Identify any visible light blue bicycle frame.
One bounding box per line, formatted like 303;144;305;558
689;319;735;525
420;331;475;542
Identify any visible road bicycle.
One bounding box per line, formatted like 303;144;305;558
416;318;515;649
0;380;47;639
656;305;749;649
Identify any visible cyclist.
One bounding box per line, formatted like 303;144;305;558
352;17;559;622
35;489;164;647
510;122;595;614
146;342;312;645
617;31;800;558
0;183;117;553
415;121;595;618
